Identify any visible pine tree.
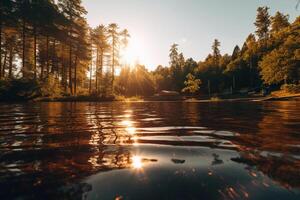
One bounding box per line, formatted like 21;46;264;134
271;11;290;33
254;6;271;40
108;23;120;93
212;39;221;65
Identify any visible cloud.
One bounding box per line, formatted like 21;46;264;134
177;37;188;45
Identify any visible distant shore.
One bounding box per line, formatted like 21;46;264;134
37;93;300;103
1;92;299;103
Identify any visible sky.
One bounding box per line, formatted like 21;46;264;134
82;0;299;70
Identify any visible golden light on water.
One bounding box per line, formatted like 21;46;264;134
131;156;143;169
126;127;136;135
132;136;139;146
121;110;139;145
121;120;133;127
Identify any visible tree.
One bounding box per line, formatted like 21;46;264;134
169;43;184;91
212;39;221;65
108;23;120;93
117;64;155;96
169;43;179;67
0;0;15;79
254;6;271;40
182;73;201;94
260;17;300;85
271;11;290;33
58;0;87;94
120;29;130;48
259;47;291;85
153;65;172;92
92;25;109;94
232;45;240;60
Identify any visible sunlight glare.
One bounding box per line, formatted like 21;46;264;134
121;36;145;67
132;156;143;169
121;120;133;126
126;127;136;135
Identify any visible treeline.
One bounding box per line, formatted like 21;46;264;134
0;2;299;100
0;0;129;99
117;7;299;97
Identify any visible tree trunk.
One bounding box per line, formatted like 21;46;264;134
100;50;104;96
250;56;254;87
74;55;78;96
68;11;73;95
52;40;56;74
40;64;44;80
60;44;65;89
89;64;92;95
208;80;211;97
33;24;37;79
2;51;7;77
46;35;49;77
0;18;2;79
69;45;73;95
8;46;13;78
95;47;99;92
111;38;115;93
22;19;26;77
233;75;236;89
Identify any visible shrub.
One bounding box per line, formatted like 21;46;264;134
280;84;300;94
40;75;62;97
0;78;41;101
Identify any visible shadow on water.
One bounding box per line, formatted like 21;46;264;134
0;101;299;199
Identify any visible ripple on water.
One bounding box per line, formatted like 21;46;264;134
0;102;299;199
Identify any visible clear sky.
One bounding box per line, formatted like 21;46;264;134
82;0;299;70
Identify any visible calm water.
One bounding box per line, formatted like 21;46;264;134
0;101;300;200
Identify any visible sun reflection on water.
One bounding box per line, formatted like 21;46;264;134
120;110;140;146
126;127;136;135
131;156;143;169
121;120;133;127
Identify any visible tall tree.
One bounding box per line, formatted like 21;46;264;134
0;0;14;78
169;43;179;67
121;29;130;48
108;23;120;93
271;11;290;33
212;39;221;65
260;16;300;85
58;0;87;95
254;6;271;40
92;25;109;94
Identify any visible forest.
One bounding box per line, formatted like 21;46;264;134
0;0;299;101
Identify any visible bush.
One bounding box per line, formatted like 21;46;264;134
40;75;62;97
0;78;41;101
280;84;300;94
210;96;221;101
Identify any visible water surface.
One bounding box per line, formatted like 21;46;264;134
0;101;299;199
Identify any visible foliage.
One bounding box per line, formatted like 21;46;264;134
182;73;201;94
116;65;155;97
0;78;41;101
259;16;300;85
254;6;271;40
280;84;300;94
271;12;290;33
40;75;63;97
0;2;299;100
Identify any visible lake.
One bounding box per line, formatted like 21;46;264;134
0;101;299;200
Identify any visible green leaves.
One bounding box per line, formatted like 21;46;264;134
182;73;201;94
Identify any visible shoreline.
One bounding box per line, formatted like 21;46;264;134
1;93;299;103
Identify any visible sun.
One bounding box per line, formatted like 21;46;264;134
120;36;144;67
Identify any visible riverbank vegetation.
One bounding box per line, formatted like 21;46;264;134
0;1;299;101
